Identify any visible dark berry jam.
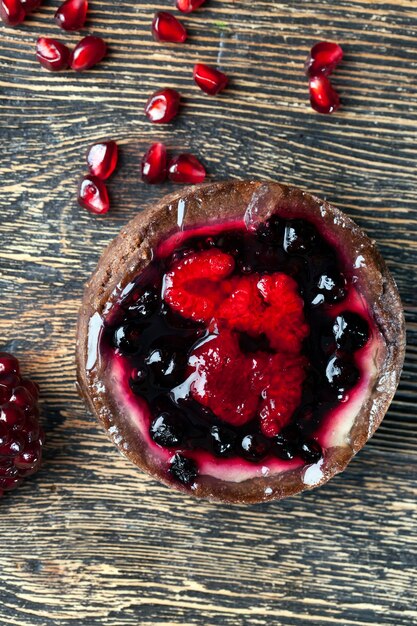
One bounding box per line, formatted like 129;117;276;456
98;216;372;487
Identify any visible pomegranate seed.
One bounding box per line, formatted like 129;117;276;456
309;75;340;114
176;0;206;13
0;476;22;491
9;387;35;413
193;63;228;95
152;12;187;43
0;385;10;404
0;353;19;378
70;36;107;72
141;143;167;184
36;37;71;72
145;88;181;124
14;442;42;470
55;0;88;31
0;0;25;26
78;175;110;214
21;0;42;11
20;378;39;400
0;403;25;428
168;154;206;184
305;42;343;77
86;141;118;180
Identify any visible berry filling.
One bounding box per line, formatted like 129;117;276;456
93;214;375;490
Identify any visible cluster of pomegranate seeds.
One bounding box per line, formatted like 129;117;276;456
145;88;181;124
152;11;187;43
193;63;228;95
78;141;118;214
176;0;206;13
305;41;343;114
55;0;87;31
141;145;206;185
0;352;43;498
36;37;70;71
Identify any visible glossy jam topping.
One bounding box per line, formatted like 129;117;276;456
95;215;374;489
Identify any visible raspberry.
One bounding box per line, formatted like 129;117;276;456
164;249;235;322
0;352;43;498
257;274;309;353
188;333;307;432
188;332;262;426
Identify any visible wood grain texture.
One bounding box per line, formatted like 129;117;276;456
0;1;416;625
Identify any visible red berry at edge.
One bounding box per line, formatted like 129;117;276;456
145;88;181;124
305;41;343;77
70;35;107;71
0;0;25;26
55;0;88;31
309;74;340;114
21;0;42;11
86;141;118;180
36;37;71;72
152;11;187;43
168;154;206;184
193;63;228;95
78;175;110;214
141;143;168;184
176;0;206;13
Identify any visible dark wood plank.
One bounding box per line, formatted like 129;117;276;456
0;1;416;625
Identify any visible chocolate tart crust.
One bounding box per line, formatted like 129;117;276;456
76;181;406;504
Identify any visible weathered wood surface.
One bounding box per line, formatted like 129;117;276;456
0;1;416;625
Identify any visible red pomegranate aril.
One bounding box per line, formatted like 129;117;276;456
21;417;40;443
145;88;181;124
0;462;16;476
305;42;343;77
9;387;34;412
70;35;107;72
193;63;228;95
55;0;88;31
36;37;71;72
168;154;206;184
0;0;25;26
78;175;110;215
152;11;187;43
20;378;39;400
309;75;340;114
0;423;10;445
87;141;118;180
14;442;41;470
0;437;24;457
0;403;25;428
0;352;19;378
21;0;42;11
176;0;206;13
141;143;168;184
0;385;10;404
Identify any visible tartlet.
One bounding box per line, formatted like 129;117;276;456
76;181;405;503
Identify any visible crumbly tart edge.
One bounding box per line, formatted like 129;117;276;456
76;181;406;504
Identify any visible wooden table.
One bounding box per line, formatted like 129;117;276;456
1;2;416;624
